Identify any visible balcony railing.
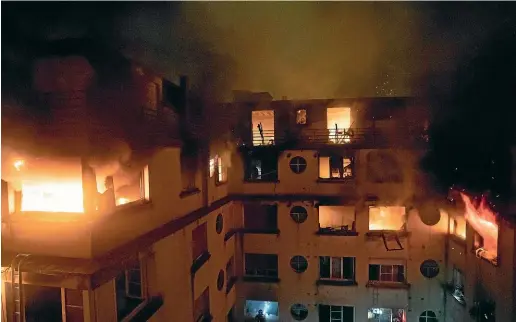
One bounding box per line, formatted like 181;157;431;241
247;127;427;148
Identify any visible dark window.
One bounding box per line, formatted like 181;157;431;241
245;253;278;278
244;204;278;230
369;264;405;283
192;224;208;261
289;156;307;174
291;304;308;320
420;260;440;279
290;256;308;273
319;257;355;280
216;214;224;234
193;287;210;322
290;206;308;223
296;109;307;125
419;310;438;322
180;150;198;191
217;270;225;291
115;260;144;321
22;284;62;322
244;154;278;181
318;305;354;322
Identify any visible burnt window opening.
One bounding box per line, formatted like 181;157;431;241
244;153;278;182
193;287;210;322
296;109;307;125
319;256;355;281
192;223;208;262
115;260;145;321
244;203;278;231
318;305;354;322
244;253;278;278
319;155;354;179
318;206;356;235
369;264;405;283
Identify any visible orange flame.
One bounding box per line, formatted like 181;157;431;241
460;192;498;260
21;180;84;213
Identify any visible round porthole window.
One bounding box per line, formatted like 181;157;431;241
217;270;225;291
420;260;440;279
419;310;438;322
289;156;307;174
216;214;223;234
290;256;308;273
290;304;308;321
290;206;308;223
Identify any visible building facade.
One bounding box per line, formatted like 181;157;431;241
1;45;515;322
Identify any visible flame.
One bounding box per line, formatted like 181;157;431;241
369;206;406;231
13;160;25;171
460;193;498;259
21;180;84;213
117;197;129;205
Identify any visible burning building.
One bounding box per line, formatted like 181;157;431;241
2;42;516;322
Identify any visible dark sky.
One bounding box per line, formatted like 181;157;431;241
4;2;516;100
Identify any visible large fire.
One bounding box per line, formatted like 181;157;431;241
460;192;499;261
368;206;406;231
21;180;84;213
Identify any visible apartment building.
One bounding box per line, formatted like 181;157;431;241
2;39;515;322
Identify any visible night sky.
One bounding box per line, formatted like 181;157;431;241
3;2;516;202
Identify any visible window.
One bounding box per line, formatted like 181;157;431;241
419;311;438;322
368;308;406;322
115;260;144;321
209;158;215;178
420;260;439;279
318;206;356;234
319;257;355;281
319;156;353;179
111;165;150;207
216;214;224;234
296;109;307;125
63;289;84;322
192;223;208;262
369;264;405;283
193;287;210;322
244;254;278;278
319;305;354;322
290;256;308;273
216;156;228;184
451;267;465;304
291;304;308;320
217;270;225;291
245;300;279;320
449;216;466;239
244;204;278;231
252;110;275;146
290;206;308;223
290;156;307;174
244;154;278;181
368;206;406;231
327;107;352;144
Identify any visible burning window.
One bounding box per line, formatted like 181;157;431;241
115;165;150;206
460;193;498;263
319;156;353;179
209;158;215;178
244;154;278;182
369;264;405;283
216;156;228;184
319;256;355;281
367;308;406;322
318;206;355;234
252;110;275;146
327;107;351;144
368;206;406;231
296;109;307;124
449;215;466;239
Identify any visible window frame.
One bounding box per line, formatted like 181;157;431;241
419;310;438;322
290;206;308;223
244;253;279;278
295;109;307;125
319;256;355;281
369;264;406;283
318;155;354;180
290;256;309;273
216;155;228;184
289;156;307;174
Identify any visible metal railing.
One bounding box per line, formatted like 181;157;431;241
247;127;427;147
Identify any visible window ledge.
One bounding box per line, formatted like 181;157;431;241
317;229;359;236
242;276;280;283
113;199;152;215
191;251;211;275
215;180;228;187
244;179;280;183
179;187;201;199
241;228;280;235
316;178;354;183
316;279;357;287
366;281;410;289
225;276;237;294
365;230;410;238
125;295;164;322
224;229;239;242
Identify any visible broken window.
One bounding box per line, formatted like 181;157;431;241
319;257;355;281
244;153;278;181
319;156;353;179
368;206;406;231
244;204;278;231
369;264;405;283
368;308;406;322
296;109;307;125
319;305;354;322
327;107;352;144
192;223;208;262
193;287;210;322
451;267;465;304
318;206;356;234
244;254;278;278
252;110;275;146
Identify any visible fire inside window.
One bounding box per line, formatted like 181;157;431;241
296;109;307;125
327;107;351;144
318;206;356;233
319;156;353;179
368;206;406;231
216;156;227;183
450;216;466;239
209;158;215;178
252;110;275;146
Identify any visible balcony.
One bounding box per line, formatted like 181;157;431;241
242;126;427;149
